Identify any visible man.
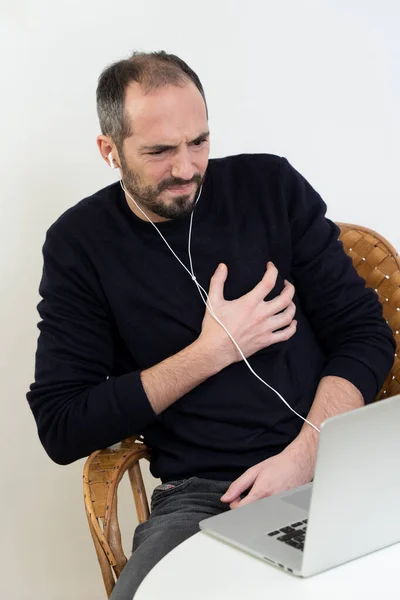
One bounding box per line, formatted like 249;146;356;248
27;51;395;599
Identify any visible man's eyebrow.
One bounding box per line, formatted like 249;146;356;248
140;131;210;153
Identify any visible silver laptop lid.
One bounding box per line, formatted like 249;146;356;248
302;394;400;576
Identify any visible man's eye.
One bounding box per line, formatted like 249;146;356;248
148;139;207;155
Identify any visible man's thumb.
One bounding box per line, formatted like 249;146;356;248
208;263;227;301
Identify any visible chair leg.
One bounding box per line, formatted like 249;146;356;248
88;516;116;597
128;462;150;523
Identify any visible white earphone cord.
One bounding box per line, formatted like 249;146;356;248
120;180;320;434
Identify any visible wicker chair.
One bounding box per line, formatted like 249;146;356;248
83;223;400;597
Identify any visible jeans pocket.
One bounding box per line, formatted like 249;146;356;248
151;477;196;509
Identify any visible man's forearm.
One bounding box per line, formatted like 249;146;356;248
140;338;228;414
285;375;364;476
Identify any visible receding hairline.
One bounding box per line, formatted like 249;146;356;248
124;75;202;100
96;51;208;147
127;55;193;88
121;77;208;142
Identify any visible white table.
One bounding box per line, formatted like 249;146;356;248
135;531;400;599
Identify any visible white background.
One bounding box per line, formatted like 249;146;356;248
1;1;399;598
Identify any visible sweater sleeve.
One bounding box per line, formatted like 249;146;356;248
280;157;395;404
27;226;157;465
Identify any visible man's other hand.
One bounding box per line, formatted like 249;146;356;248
220;446;313;510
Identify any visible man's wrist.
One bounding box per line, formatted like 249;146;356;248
141;336;230;415
284;434;318;480
193;335;232;375
284;375;364;480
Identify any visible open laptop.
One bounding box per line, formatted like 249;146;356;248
199;394;400;577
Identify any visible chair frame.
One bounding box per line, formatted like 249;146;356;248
83;223;400;597
83;437;150;596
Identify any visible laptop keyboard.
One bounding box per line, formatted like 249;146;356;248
267;519;308;551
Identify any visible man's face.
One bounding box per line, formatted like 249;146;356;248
118;81;210;221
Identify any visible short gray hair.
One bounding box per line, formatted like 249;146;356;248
96;51;208;151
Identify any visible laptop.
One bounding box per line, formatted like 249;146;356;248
199;394;400;577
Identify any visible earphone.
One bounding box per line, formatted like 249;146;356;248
108;152;117;169
119;178;320;433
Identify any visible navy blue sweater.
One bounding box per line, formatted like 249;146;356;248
27;154;395;481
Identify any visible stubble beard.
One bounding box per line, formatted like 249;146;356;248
120;155;204;220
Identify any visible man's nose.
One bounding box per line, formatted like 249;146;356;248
171;149;195;181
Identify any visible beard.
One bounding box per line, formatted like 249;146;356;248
119;154;205;220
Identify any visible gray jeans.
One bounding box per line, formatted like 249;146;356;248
109;477;231;600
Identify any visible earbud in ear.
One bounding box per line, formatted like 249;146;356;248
108;152;117;169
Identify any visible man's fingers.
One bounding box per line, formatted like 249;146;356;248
266;279;295;315
235;488;271;509
271;319;297;343
208;263;228;304
220;468;257;503
269;301;296;331
244;262;279;304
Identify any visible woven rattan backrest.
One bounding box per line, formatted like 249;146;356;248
338;223;400;400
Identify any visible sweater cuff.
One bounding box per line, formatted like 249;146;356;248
320;356;379;405
113;371;158;432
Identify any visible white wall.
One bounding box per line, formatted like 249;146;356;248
1;1;399;598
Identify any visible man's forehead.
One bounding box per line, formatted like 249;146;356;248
124;81;207;142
